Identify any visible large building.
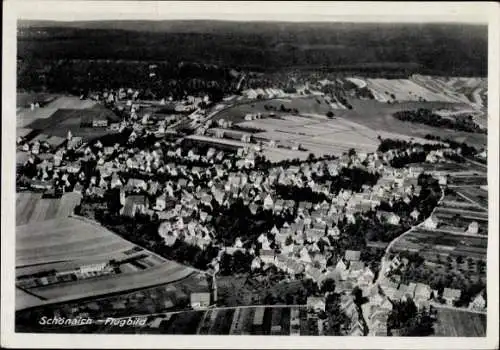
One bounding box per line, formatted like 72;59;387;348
80;106;120;128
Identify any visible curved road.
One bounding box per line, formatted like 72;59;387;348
375;187;445;285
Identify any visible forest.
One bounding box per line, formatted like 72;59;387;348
17;21;487;94
393;109;486;134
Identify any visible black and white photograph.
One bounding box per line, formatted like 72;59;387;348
1;1;499;349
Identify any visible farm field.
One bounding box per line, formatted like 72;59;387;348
433;308;486;337
194;94;474;162
439;196;487;213
17;92;58;108
16;95;97;128
25;105;119;141
16;192;82;226
209;309;236;335
419;162;481;173
229;307;255;335
163;311;205;334
433;213;487;236
455;186;488;209
235;113;434;161
448;176;488;187
337;99;487;149
15;216;196;310
366;78;461;103
391;228;487;261
411;75;487;111
435;207;488;221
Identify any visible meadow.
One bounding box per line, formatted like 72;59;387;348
337;99;487;149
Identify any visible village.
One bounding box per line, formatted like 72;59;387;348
14;84;488;337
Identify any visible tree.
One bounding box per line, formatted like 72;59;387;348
388;299;437;336
321;278;336;293
326;111;335;119
325;293;350;335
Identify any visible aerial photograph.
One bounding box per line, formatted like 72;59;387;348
13;9;489;338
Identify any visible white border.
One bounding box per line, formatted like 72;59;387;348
2;1;499;349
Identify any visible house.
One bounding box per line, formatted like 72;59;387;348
273;199;284;213
348;261;365;280
305;266;323;284
442;288;462;306
120;195;148;217
31;179;53;191
299;247;312;264
414;283;432;302
66;162;81;174
190;292;211;309
467;221;479;234
388;256;403;273
424;215;439;230
335;258;348;276
327;225;340;239
73;182;84;194
357;267;375;287
345;250;361;262
260;249;275;265
340;294;358;319
251;257;262;271
410;209;420;221
263;194;274;211
126;178;147;192
155;193;167;211
468;292;486;311
67;136;83;150
380;280;399;300
377;210;400;225
307;296;326;313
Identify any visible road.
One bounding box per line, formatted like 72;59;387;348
375;187;445;285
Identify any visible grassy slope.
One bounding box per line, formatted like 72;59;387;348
337;99;487;148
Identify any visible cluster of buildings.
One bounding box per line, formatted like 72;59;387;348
17;262;114;290
380;254;486;312
241;88;287;100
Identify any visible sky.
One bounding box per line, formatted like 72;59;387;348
9;1;492;24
